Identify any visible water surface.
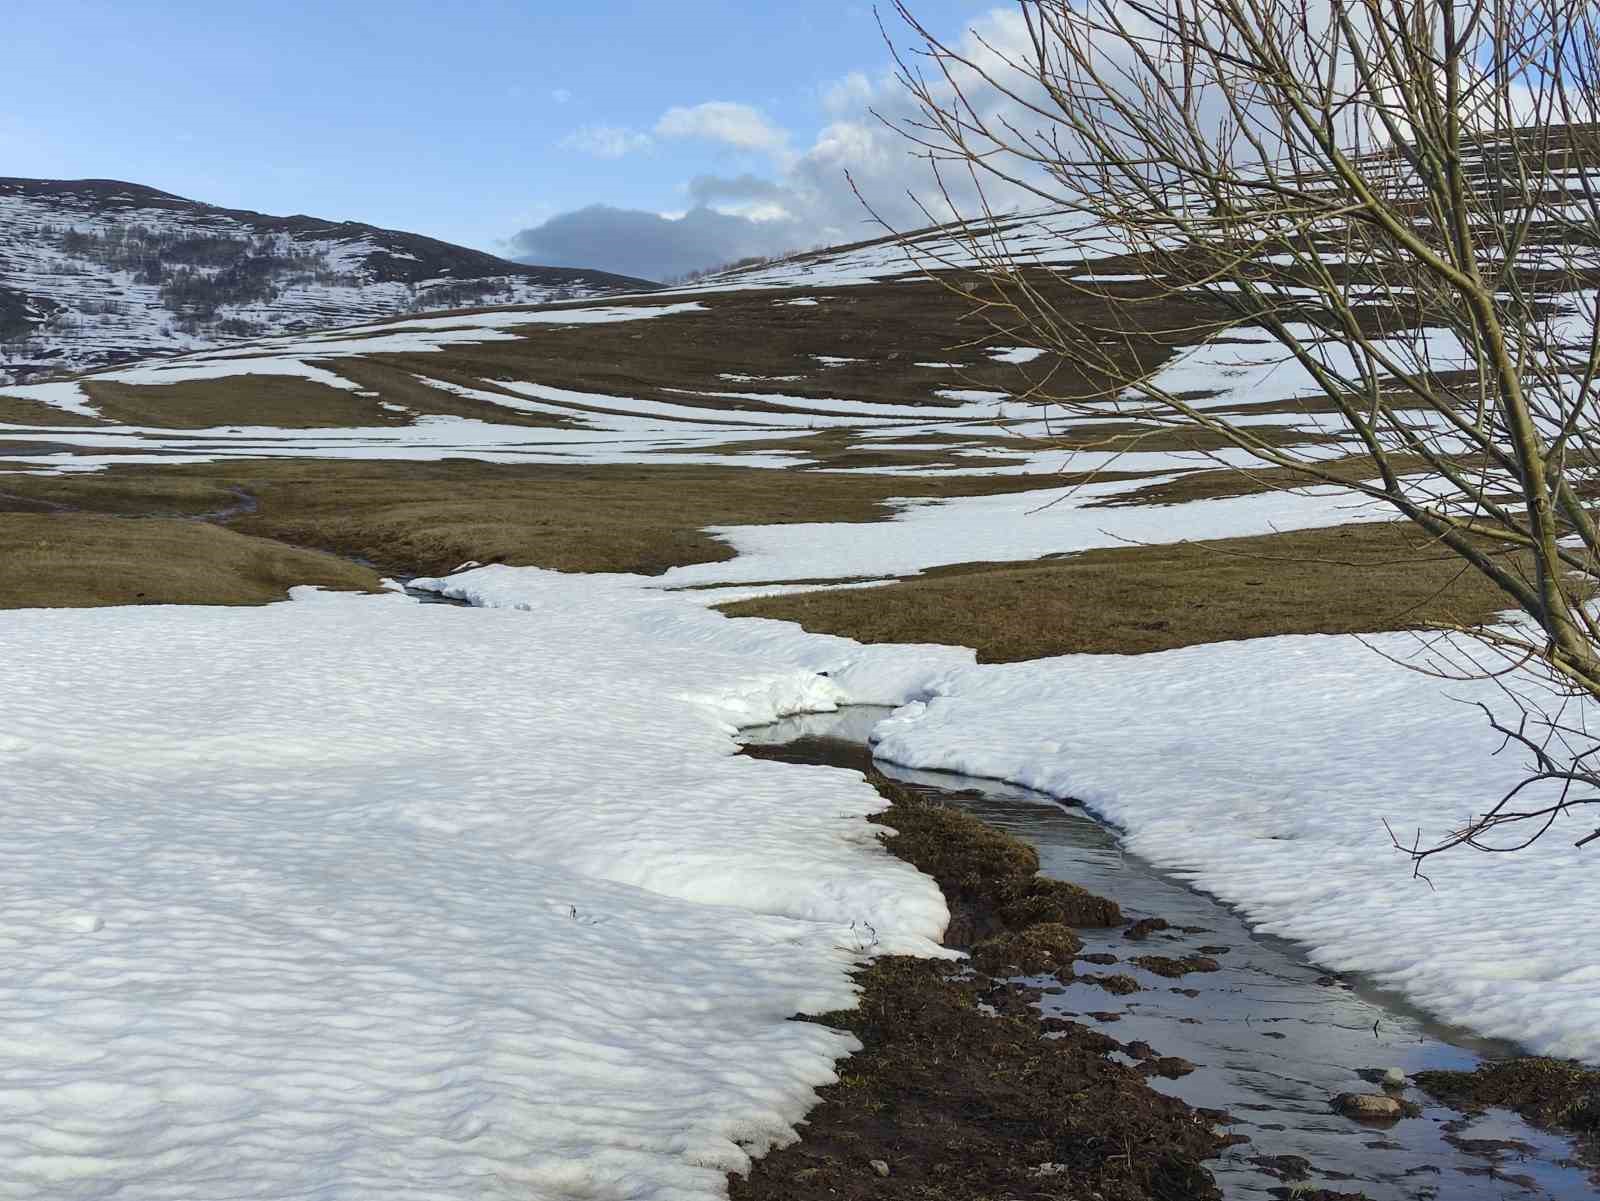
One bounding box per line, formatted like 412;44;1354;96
743;707;1598;1200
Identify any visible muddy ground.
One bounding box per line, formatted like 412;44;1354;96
737;738;1239;1201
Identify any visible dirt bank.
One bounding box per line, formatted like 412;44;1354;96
733;740;1240;1201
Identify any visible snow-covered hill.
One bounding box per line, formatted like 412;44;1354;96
0;178;655;385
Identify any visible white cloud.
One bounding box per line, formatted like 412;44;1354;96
655;102;791;157
519;7;1053;278
709;200;794;223
551;88;573;105
558;124;654;160
820;71;875;117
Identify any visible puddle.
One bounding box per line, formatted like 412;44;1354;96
400;583;470;606
742;707;1600;1200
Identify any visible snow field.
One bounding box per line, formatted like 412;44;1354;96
869;630;1600;1061
425;564;1600;1066
0;586;951;1200
658;474;1394;587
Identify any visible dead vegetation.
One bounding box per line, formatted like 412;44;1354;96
81;375;412;430
0;458;1065;586
0;393;103;427
1416;1059;1600;1163
0;514;380;608
11;271;1245;442
723;522;1527;661
724;766;1224;1201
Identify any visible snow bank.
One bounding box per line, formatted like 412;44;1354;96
429;565;1600;1065
661;477;1392;586
870;631;1600;1061
0;583;952;1200
0;381;103;419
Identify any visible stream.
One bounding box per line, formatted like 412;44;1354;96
741;706;1599;1201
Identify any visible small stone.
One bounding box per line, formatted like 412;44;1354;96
1133;954;1221;978
1333;1091;1404;1120
1089;973;1141;995
1146;1056;1198;1079
1357;1065;1411;1088
1123;916;1170;941
869;1159;890;1178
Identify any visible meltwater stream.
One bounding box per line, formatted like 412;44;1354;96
742;707;1599;1201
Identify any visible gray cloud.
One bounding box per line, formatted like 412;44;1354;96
685;173;789;208
514;8;1050;281
508;204;809;283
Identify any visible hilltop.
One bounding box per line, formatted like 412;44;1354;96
0;177;656;385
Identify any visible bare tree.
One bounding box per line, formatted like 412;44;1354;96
883;0;1600;862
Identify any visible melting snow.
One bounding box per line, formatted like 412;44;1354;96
0;586;952;1199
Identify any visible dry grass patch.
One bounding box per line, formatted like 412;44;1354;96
222;462;1075;576
0;514;382;608
298;272;1217;420
722;521;1526;661
0;459;1073;579
1053;419;1340;454
316;357;569;428
0;474;245;516
0;394;104;427
1087;454;1440;508
82;375;411;429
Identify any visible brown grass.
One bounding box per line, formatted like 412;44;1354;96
0;459;1074;580
1085;453;1440;508
725;774;1222;1201
0;514;381;608
18;272;1243;443
722;521;1525;661
82;375;409;429
0;395;104;427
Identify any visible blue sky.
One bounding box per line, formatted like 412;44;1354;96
4;1;1003;274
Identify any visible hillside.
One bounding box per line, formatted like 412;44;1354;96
0;177;655;385
3;204;1598;1199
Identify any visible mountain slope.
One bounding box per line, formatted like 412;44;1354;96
0;178;656;384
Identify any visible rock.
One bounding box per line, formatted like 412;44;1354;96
1145;1056;1199;1079
1356;1066;1410;1088
1333;1092;1404;1120
1250;1153;1313;1181
1133;954;1222;978
1088;973;1141;995
869;1159;890;1178
1124;916;1170;941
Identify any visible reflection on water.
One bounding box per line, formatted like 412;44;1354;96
742;708;1599;1201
